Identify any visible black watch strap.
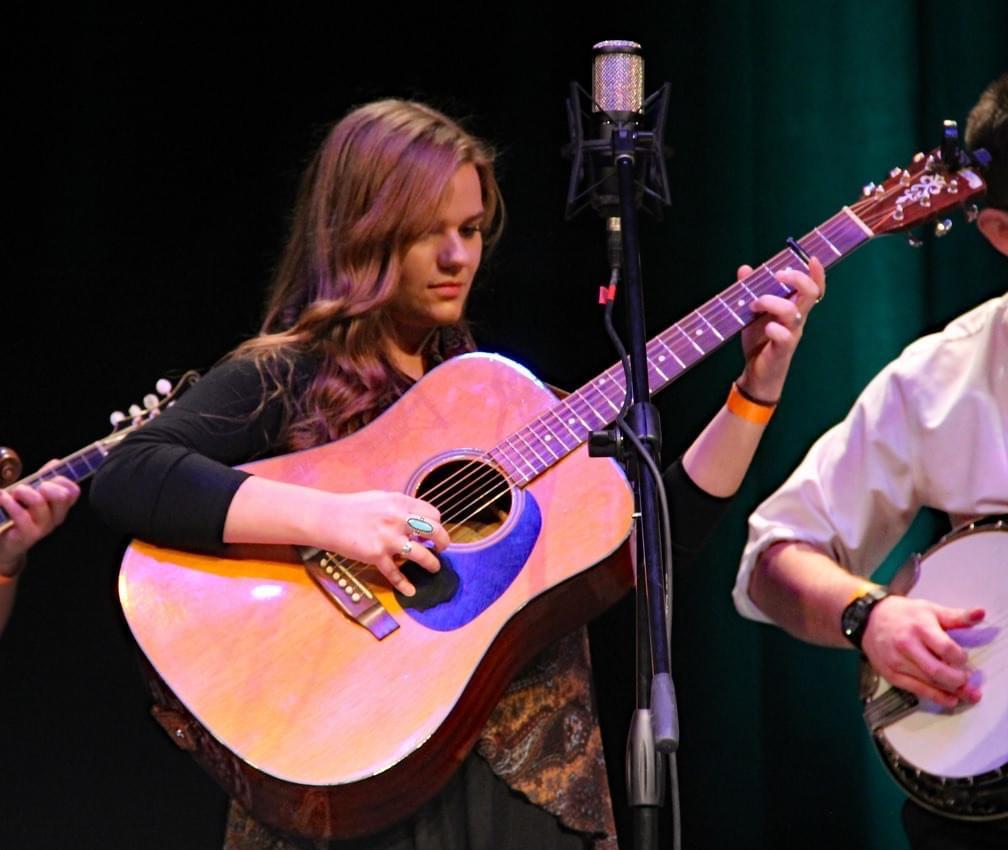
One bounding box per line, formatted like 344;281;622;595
841;585;889;651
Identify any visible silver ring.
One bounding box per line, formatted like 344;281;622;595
399;540;413;557
793;310;803;326
406;515;435;537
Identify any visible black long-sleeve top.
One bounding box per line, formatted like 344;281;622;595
91;355;730;562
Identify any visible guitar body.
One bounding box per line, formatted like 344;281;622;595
860;516;1008;820
119;354;635;839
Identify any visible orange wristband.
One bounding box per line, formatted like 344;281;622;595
726;382;776;425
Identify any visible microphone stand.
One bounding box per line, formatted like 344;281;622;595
613;124;679;850
566;78;679;850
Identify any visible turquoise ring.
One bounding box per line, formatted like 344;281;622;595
406;515;435;537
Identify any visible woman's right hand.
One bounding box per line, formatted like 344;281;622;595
224;477;451;597
317;491;451;596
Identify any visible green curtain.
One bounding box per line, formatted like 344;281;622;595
624;2;1008;848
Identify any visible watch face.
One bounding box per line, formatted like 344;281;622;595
842;588;887;646
842;598;866;637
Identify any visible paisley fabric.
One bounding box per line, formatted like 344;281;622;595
479;628;617;850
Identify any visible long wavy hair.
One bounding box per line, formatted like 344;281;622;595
235;99;505;448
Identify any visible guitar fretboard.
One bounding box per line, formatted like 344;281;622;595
0;442;110;530
488;207;872;484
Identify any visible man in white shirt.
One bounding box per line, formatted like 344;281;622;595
735;74;1008;849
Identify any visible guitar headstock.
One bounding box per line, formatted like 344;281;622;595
851;130;988;239
102;370;200;449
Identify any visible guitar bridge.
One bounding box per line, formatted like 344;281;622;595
298;547;399;640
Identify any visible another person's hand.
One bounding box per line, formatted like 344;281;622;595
862;594;985;707
0;462;80;578
737;256;825;403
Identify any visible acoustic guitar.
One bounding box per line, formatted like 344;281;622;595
119;144;988;839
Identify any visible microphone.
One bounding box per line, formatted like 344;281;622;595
593;40;644;121
593;41;644;265
564;41;672;224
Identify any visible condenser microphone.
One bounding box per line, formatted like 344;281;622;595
592;40;644;122
592;41;643;265
564;41;671;221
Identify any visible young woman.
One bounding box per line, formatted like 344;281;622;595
91;98;824;850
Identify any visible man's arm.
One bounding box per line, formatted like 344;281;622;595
750;539;984;708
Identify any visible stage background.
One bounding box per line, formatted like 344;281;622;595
3;4;1006;848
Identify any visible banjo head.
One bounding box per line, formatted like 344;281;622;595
867;518;1008;819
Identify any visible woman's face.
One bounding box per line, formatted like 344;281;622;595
387;162;485;349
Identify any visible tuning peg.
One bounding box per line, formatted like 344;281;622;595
965;204;979;223
128;404;143;418
934;219;952;238
862;182;876;197
110;411;126;426
940;119;960;170
143;394;159;410
155;378;172;395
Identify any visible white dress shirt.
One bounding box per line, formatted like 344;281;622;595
734;293;1008;623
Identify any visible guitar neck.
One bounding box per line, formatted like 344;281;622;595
0;441;111;531
489;206;873;484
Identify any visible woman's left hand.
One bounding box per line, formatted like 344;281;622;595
737;256;825;402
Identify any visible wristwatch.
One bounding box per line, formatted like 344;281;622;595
840;585;889;652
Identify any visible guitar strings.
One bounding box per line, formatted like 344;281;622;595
370;179;943;550
413;171;913;515
423;182;973;552
415;188;911;529
329;174;960;584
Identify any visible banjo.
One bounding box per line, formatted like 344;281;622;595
860;516;1008;820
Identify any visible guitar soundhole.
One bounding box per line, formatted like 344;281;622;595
415;459;512;545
